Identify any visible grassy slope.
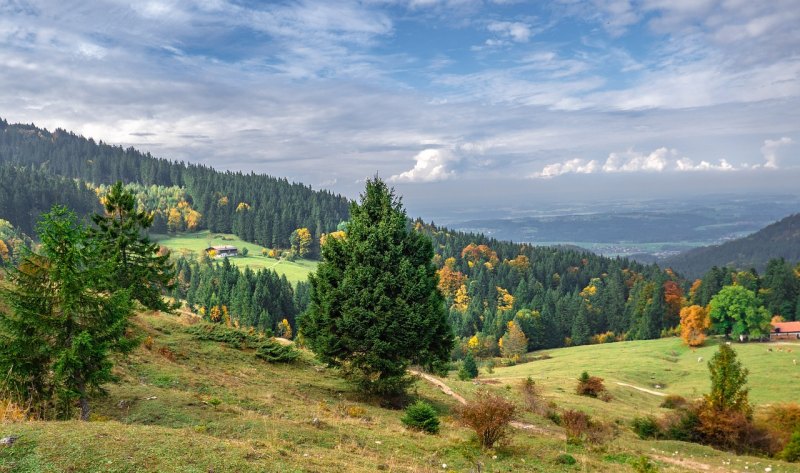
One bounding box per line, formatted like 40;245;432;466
2;315;799;472
151;230;317;284
483;337;800;423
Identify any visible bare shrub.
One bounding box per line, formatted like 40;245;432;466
576;371;606;398
660;394;687;410
562;409;615;445
457;389;516;448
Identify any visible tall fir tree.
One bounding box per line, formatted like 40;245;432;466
300;178;453;397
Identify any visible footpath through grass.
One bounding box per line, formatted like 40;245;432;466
151;230;317;284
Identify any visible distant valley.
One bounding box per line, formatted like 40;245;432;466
442;195;800;260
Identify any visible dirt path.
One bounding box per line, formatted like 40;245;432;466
409;370;561;438
615;382;667;397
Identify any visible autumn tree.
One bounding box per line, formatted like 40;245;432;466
680;305;710;347
452;284;470;312
290;227;312;258
705;344;751;415
300;178;453;398
708;285;771;339
0;207;134;420
91;182;176;311
500;321;528;359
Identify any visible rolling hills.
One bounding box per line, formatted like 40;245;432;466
663;213;800;278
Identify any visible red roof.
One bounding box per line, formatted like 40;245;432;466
771;321;800;333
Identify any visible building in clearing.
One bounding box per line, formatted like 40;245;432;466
205;245;238;258
770;321;800;341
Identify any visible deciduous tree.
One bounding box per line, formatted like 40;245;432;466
680;305;710;347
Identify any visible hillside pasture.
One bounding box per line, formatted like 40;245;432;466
151;230;317;284
482;337;800;423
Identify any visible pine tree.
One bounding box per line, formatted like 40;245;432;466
300;178;453;397
459;351;479;380
91;182;176;311
0;207;134;420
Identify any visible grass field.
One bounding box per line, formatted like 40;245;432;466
2;313;800;472
151;230;317;284
480;337;800;423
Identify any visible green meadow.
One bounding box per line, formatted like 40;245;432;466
151;230;317;284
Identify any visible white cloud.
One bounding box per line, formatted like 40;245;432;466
675;157;735;171
389;148;458;182
531;158;599;178
487;21;532;43
602;147;672;172
532;147;743;179
760;137;793;169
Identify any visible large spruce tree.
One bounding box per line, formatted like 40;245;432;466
300;178;453;398
0;207;134;420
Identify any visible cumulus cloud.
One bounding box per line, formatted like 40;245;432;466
760;137;794;169
389;148;458;182
531;158;599;178
675;158;734;171
532;147;742;179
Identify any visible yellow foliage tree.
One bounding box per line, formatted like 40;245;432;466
437;265;467;298
452;284;470;313
507;254;530;272
0;239;9;262
209;305;222;323
467;335;480;353
500;321;528;359
291;227;312;257
217;196;229;207
278;319;293;339
167;207;183;232
184;209;201;231
680;305;710;347
236;202;251;212
496;287;514;312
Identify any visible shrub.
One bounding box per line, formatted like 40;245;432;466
401;401;440;434
458;352;478;380
143;335;154;350
255;340;299;363
781;430;800;462
631;416;661;439
760;403;800;444
630;455;659;473
241;247;249;256
562;409;591;443
519;376;540;412
576;371;606;398
660;394;687;410
457;389;515;448
555;454;576;465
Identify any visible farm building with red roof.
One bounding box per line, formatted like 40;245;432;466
771;321;800;341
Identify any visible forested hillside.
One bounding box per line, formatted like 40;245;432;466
7;118;796;352
664;213;800;278
0;119;350;250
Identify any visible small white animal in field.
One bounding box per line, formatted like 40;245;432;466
697;357;703;363
794;359;797;366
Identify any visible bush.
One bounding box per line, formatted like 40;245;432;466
458;352;478;380
562;409;615;445
401;401;440;434
241;247;249;256
519;376;539;412
255;340;299;363
781;430;800;462
660;394;687;409
576;371;606;398
631;416;661;439
630;455;659;473
457;389;515;448
760;403;800;444
555;454;576;465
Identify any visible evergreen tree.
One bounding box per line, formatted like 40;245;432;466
459;351;479;380
91;182;176;311
300;178;453;397
0;207;134;420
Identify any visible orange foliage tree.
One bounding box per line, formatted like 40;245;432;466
437;264;467;298
680;305;710;347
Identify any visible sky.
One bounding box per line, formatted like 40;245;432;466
1;0;799;218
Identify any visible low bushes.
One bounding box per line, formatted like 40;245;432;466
576;371;607;399
401;401;440;434
457;389;515;448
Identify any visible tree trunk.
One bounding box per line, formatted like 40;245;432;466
78;380;90;421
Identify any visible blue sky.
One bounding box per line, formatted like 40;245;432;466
1;0;798;215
